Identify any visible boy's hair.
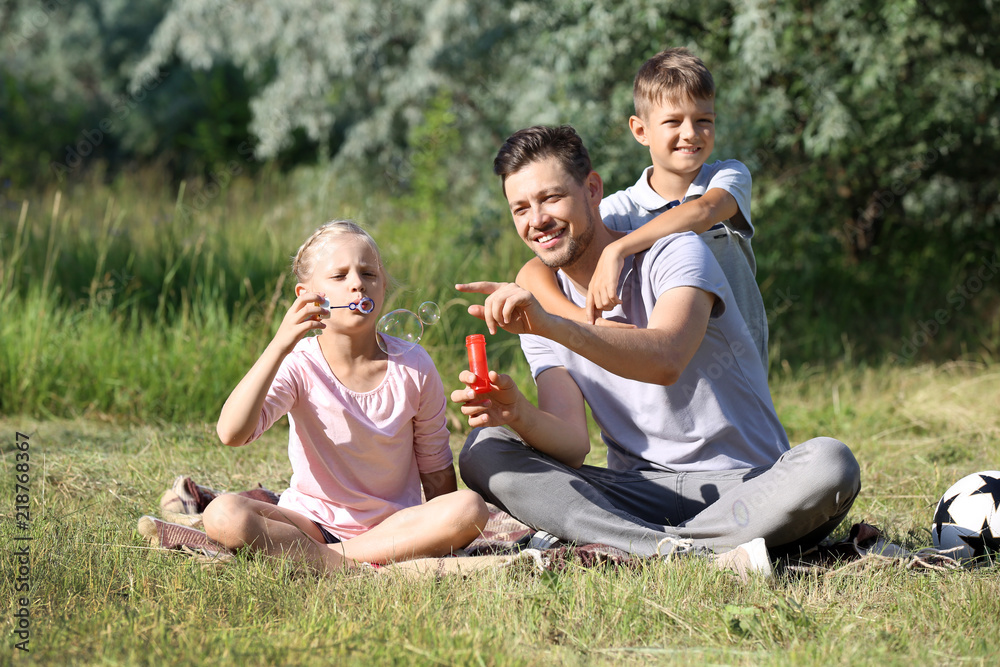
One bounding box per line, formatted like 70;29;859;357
493;125;592;194
633;47;715;119
292;220;384;282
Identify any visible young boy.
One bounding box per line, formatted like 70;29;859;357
516;47;769;368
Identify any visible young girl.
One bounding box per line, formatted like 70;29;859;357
204;220;489;572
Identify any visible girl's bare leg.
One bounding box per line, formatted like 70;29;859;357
338;490;489;564
203;494;348;573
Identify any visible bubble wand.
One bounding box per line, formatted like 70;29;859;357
318;297;442;356
321;296;376;315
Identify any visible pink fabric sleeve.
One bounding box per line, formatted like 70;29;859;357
243;357;300;445
410;351;453;474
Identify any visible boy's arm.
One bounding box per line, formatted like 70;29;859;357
609;188;738;259
586;189;738;321
516;256;586;321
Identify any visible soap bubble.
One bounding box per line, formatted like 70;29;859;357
417;301;441;325
375;301;441;355
377;309;424;355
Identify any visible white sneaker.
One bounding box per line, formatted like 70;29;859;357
526;530;562;550
716;537;773;581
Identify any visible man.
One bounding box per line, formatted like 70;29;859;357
452;125;860;574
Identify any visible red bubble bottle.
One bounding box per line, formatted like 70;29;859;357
465;334;491;394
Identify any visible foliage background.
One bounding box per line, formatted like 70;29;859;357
2;6;999;664
1;0;999;420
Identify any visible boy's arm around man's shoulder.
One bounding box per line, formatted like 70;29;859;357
516;256;586;321
602;187;740;264
699;158;752;235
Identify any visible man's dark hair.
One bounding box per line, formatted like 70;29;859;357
493;125;592;193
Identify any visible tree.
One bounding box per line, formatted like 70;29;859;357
2;0;997;361
0;0;259;181
720;0;1000;261
130;0;998;258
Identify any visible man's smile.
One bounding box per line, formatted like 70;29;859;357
534;228;566;248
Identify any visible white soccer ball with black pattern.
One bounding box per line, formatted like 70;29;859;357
931;470;1000;562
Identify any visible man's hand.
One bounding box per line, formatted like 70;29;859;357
450;370;522;429
456;281;552;336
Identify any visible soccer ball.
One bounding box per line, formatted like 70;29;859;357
931;470;1000;562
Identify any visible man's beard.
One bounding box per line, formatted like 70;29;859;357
536;206;596;270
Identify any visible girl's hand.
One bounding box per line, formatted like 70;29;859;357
272;291;328;354
450;371;521;429
585;246;625;324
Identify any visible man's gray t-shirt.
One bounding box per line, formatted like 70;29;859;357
600;160;769;368
521;232;788;473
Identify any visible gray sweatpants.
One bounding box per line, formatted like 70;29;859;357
459;427;861;557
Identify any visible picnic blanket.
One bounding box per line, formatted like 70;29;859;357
139;476;968;576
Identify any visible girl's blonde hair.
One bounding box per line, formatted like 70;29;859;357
292;220;384;282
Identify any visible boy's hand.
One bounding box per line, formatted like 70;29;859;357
585;246;625;323
272;291;328;354
450;370;521;429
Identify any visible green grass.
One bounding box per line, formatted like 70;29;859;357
2;363;999;665
1;169;999;664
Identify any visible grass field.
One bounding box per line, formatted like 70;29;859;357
2;363;998;665
2;174;999;665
